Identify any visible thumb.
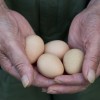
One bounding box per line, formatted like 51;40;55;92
82;38;100;83
6;41;34;88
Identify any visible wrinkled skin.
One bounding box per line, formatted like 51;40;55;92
45;7;100;94
0;8;55;88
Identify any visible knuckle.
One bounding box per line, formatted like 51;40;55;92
14;61;32;75
14;62;25;73
90;56;99;63
85;55;100;64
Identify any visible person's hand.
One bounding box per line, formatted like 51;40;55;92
42;73;89;94
0;3;55;88
44;1;100;94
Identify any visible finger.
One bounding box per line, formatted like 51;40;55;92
54;73;88;85
33;68;56;87
82;37;100;83
0;52;20;79
47;85;88;94
5;41;34;88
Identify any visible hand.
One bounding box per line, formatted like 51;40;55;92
44;1;100;94
43;73;89;94
0;3;55;88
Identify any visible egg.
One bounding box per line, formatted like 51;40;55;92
25;35;44;63
63;49;84;74
45;40;69;59
37;53;64;78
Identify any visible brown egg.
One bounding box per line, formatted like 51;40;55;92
63;49;84;74
37;53;64;78
45;40;69;59
25;35;44;63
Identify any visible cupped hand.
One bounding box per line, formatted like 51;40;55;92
45;4;100;94
0;7;55;88
43;73;89;94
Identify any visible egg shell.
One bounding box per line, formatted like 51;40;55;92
63;49;84;74
37;53;64;78
25;35;44;63
45;40;69;59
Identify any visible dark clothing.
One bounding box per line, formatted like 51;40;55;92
5;0;90;42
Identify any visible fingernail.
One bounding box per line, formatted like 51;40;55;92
21;75;29;88
42;88;47;92
87;69;95;83
55;79;62;84
47;90;57;94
